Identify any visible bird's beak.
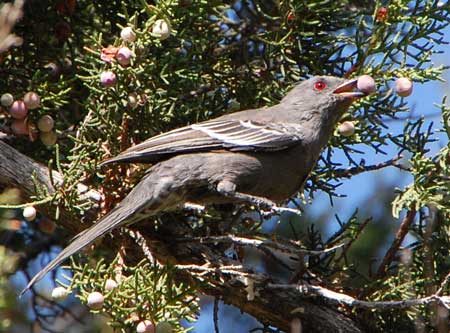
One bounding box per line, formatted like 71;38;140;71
333;78;367;98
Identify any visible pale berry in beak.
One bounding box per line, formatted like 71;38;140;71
357;75;376;94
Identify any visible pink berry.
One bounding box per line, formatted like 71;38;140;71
37;115;55;132
87;291;104;310
395;77;413;97
137;320;155;333
11;119;28;135
356;75;376;94
105;279;118;291
116;46;133;66
23;91;40;109
9;100;28;119
121;27;137;42
100;71;117;87
338;121;355;137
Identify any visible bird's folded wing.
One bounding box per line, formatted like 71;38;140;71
101;119;302;165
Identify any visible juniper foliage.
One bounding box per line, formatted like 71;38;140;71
1;0;450;332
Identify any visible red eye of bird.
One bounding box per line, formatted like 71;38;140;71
314;81;327;91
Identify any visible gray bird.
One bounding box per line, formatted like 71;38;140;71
22;75;369;294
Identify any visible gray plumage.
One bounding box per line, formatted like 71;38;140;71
22;75;367;295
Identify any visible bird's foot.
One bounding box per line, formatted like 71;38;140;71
263;206;302;217
216;180;302;216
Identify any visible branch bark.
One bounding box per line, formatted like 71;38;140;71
376;210;417;278
0;139;101;233
0;140;363;333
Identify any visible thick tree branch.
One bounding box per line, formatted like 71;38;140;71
332;155;408;179
268;283;450;310
0;140;101;232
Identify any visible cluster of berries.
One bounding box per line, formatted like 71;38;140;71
338;75;414;137
51;282;174;333
1;91;57;145
100;20;171;89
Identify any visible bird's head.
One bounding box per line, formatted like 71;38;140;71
281;75;372;128
283;75;369;107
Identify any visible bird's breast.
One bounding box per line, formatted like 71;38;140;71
241;144;316;202
156;144;316;204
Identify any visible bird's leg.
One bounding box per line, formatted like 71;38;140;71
216;180;302;216
183;202;206;214
216;180;277;210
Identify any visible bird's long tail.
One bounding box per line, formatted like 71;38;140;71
20;170;171;296
20;203;142;296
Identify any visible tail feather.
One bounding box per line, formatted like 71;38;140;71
20;164;176;296
100;155;137;166
100;153;162;166
20;204;142;296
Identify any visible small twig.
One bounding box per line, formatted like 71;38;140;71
335;218;372;264
176;264;220;271
214;298;220;333
178;235;344;276
333;155;407;178
376;210;417;278
263;205;303;217
126;229;155;264
436;271;450;296
267;283;450;310
115;249;125;284
175;263;249;277
178;235;344;257
0;195;54;209
182;201;302;217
